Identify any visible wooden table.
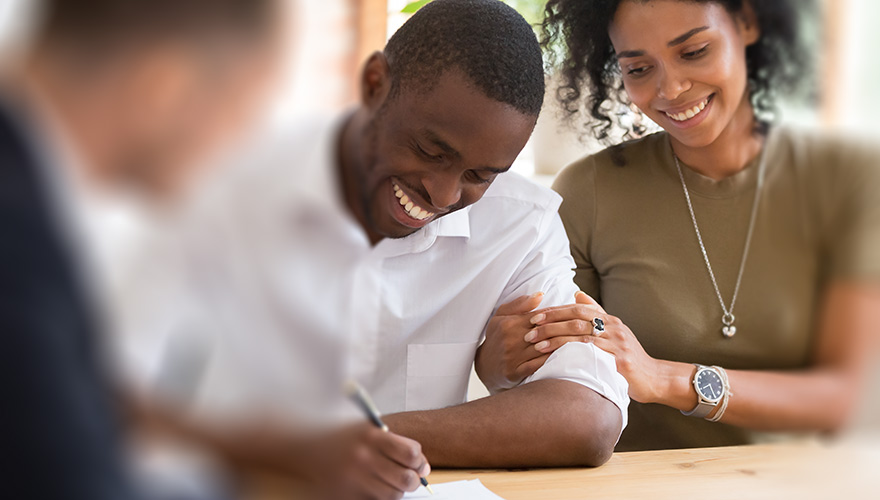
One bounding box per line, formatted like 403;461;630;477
245;441;880;499
424;442;880;500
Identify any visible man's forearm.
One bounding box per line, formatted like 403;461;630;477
383;379;621;468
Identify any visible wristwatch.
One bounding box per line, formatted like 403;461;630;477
681;364;726;418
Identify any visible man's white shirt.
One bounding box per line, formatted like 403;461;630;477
115;116;629;433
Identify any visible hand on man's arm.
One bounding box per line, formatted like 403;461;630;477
475;292;552;392
476;291;606;393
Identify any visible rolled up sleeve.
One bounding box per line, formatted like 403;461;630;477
524;342;629;438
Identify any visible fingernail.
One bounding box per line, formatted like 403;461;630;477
421;463;431;476
535;341;550;351
531;292;544;299
530;313;545;324
524;329;537;342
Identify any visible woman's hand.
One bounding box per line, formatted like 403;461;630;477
475;292;552;392
527;291;664;403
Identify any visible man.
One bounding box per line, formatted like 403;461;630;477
118;1;629;498
0;0;281;498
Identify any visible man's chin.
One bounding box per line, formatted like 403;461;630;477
378;224;421;240
368;208;425;241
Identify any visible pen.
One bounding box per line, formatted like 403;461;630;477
345;380;434;495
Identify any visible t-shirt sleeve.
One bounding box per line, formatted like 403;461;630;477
552;157;602;301
818;138;880;280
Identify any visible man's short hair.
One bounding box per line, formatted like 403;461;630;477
384;0;545;117
36;0;277;51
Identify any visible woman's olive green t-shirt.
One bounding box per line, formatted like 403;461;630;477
552;128;880;451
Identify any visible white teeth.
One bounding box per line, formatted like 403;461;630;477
666;97;710;122
393;182;434;221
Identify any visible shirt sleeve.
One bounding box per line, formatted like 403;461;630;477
493;202;630;436
523;342;629;436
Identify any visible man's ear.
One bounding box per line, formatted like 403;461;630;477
738;0;761;47
359;51;392;110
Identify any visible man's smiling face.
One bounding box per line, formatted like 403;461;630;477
354;67;537;242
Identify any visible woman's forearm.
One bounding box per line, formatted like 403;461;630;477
650;361;860;432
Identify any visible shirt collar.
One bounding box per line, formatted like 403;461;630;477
370;205;472;259
435;207;471;239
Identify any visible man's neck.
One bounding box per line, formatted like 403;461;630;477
337;110;383;246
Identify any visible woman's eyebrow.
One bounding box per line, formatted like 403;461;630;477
668;26;709;47
616;49;645;59
616;26;710;59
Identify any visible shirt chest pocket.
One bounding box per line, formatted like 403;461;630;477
405;341;479;411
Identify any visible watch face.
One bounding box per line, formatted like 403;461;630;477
695;368;724;403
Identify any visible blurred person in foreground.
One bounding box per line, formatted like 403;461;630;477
117;0;628;498
0;0;282;497
482;0;880;451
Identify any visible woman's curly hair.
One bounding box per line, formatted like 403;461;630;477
541;0;815;143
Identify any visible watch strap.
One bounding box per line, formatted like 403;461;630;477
682;398;715;418
681;364;720;418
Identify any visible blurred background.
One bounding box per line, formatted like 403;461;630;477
2;0;878;405
3;0;876;177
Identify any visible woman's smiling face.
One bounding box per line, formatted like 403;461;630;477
609;0;760;149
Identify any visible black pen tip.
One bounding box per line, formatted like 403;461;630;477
421;477;434;495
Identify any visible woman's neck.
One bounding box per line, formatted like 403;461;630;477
669;93;764;181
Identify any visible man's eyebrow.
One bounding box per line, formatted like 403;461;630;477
423;130;461;159
421;130;511;173
668;26;709;47
480;166;511;174
615;26;710;59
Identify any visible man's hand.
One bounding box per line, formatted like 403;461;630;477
475;292;553;392
127;395;430;500
300;422;431;500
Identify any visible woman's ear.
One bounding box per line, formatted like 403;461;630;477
738;0;761;47
359;51;392;110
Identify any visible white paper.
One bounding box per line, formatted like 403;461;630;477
403;479;506;499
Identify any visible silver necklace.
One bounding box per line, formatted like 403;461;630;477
673;149;766;339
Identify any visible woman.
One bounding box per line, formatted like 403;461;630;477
481;0;880;451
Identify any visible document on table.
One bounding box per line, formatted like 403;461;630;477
403;479;506;499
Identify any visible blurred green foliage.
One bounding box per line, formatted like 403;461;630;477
401;0;547;26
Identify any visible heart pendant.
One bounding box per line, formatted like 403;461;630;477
722;325;737;338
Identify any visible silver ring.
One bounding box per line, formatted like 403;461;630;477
592;317;605;334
